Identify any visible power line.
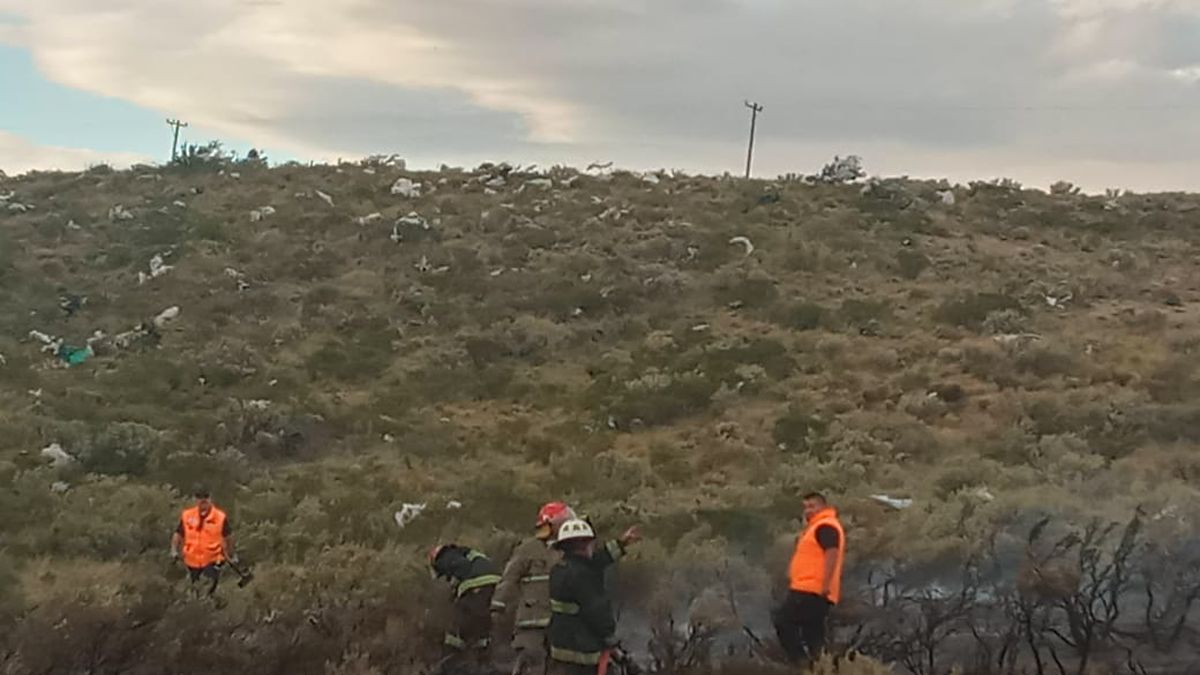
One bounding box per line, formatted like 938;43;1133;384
166;118;189;161
744;100;763;179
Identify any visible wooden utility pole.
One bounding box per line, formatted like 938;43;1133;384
166;119;189;161
744;100;763;179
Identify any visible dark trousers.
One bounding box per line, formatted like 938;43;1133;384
772;590;832;662
187;564;221;596
438;587;496;675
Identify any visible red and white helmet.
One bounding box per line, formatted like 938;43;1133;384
535;502;576;529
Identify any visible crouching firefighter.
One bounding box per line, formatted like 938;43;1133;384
431;544;503;673
548;519;641;675
493;502;577;675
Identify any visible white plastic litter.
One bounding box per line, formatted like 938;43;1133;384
390;178;421;198
446;500;463;510
173;200;187;208
484;176;507;189
524;178;553;190
41;443;75;467
937;190;956;206
870;494;913;510
224;267;250;291
8;202;31;213
109;205;134;221
153;306;181;329
1044;293;1073;309
315;190;335;207
729;236;755;256
245;399;271;411
355;212;384;226
642;173;661;185
0;353;6;366
51;481;71;494
249;206;276;222
396;212;429;230
29;330;62;354
138;253;174;285
394;503;428;529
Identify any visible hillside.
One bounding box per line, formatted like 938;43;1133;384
2;158;1200;674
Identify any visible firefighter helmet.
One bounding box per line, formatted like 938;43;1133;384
554;519;595;545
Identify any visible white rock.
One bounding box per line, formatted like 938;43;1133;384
109;205;134;221
153;306;181;328
41;443;75;467
390;178;422;198
51;481;71;494
524;178;553;190
937;190;956;206
249;206;276;222
246;399;271;411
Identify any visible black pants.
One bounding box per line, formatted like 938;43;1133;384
187;564;221;596
772;591;832;662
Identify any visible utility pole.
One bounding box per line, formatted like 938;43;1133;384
166;118;189;161
743;100;763;179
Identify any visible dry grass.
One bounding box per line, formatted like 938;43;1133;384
3;162;1200;673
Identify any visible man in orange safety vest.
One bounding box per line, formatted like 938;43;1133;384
170;485;235;596
772;492;845;662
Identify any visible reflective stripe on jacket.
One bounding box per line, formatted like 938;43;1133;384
492;537;561;629
548;541;623;666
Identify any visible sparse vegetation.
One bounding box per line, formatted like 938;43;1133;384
3;161;1200;674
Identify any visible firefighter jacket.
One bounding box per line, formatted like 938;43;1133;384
493;537;561;629
434;546;502;598
548;540;625;666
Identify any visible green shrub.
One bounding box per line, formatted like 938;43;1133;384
934;292;1022;328
773;301;827;331
772;405;830;453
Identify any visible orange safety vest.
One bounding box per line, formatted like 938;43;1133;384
787;507;845;604
180;505;228;568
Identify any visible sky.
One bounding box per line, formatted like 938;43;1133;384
1;0;1198;191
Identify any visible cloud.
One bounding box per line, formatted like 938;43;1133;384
1;0;1198;189
0;131;149;174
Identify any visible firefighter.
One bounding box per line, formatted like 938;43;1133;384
431;544;503;674
170;485;234;597
772;492;846;663
547;519;641;675
493;502;578;675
